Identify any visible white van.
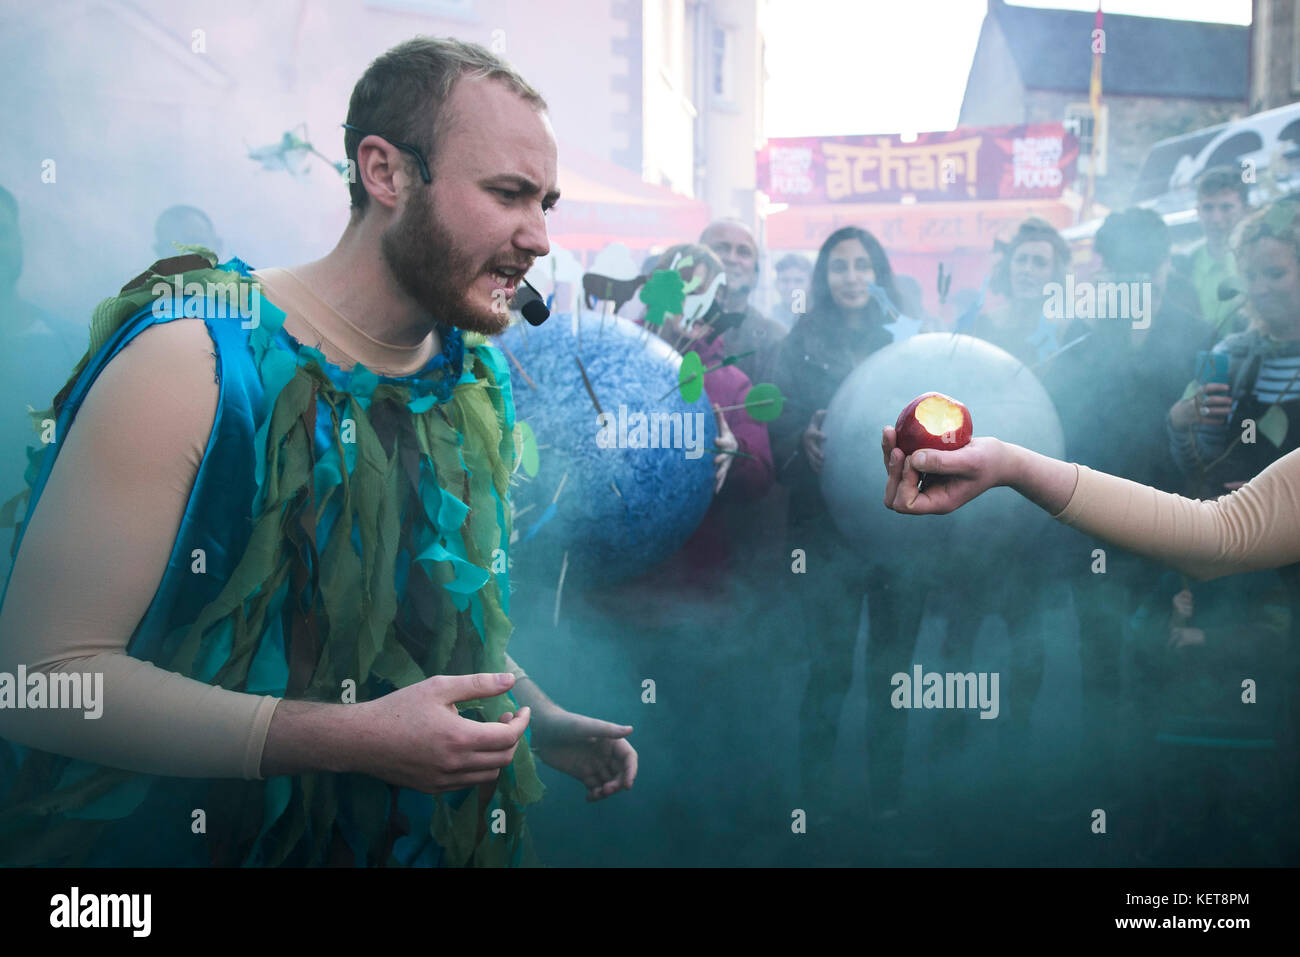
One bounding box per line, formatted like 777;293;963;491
1062;102;1300;256
1131;100;1300;212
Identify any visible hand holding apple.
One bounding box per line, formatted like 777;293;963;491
881;426;1010;515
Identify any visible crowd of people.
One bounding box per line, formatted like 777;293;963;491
535;162;1297;865
2;145;1294;864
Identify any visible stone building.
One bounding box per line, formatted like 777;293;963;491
959;0;1248;210
1251;0;1300;113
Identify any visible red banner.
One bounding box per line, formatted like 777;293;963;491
758;123;1078;205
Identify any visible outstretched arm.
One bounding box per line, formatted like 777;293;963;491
882;426;1300;582
881;429;1076;516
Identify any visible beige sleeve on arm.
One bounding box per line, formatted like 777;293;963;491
0;319;278;779
1052;449;1300;582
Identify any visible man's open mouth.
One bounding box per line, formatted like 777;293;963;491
488;264;527;288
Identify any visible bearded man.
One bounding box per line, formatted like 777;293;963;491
0;37;636;867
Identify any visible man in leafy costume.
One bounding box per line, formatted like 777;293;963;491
0;37;636;866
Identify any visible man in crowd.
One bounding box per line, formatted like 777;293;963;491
770;252;812;332
1173;165;1250;335
700;218;787;382
153;204;224;262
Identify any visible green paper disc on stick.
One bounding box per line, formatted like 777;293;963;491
679;351;705;403
744;383;785;422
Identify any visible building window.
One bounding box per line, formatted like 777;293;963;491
712;25;733;101
1065;102;1108;176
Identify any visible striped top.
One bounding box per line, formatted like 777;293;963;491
1252;354;1300;404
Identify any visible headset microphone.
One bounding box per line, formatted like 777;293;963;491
518;277;551;325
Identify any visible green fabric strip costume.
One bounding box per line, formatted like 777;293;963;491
0;249;544;866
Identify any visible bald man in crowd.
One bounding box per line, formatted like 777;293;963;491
700;219;787;383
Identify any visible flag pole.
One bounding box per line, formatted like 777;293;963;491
1083;3;1104;223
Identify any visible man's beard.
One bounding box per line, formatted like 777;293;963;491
381;191;506;336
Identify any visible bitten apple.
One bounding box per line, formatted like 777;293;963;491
894;392;973;455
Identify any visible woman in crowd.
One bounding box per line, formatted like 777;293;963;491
767;225;922;823
969;217;1072;367
1168;199;1300;498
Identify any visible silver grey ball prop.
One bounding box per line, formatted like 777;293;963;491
819;333;1065;571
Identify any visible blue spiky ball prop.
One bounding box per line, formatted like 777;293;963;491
495;312;717;589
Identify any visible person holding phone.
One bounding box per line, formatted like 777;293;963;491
1168;200;1300;498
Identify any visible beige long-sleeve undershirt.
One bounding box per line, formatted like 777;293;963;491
0;267;526;782
1052;450;1300;581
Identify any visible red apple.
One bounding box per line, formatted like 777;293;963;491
894;392;973;456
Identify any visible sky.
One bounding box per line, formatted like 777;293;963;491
763;0;1254;139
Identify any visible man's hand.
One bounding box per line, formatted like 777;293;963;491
514;703;637;802
1171;588;1194;625
802;409;828;473
712;405;738;495
339;672;531;793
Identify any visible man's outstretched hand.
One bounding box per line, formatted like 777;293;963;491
503;704;637;802
333;672;532;794
881;425;1007;515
